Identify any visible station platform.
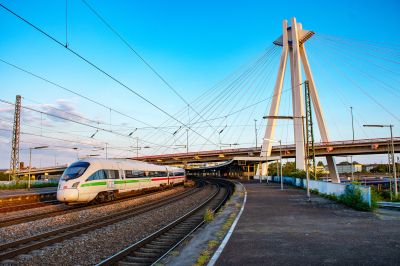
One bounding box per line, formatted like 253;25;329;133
214;180;400;265
0;187;57;207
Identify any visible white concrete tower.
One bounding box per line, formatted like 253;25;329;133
261;17;340;183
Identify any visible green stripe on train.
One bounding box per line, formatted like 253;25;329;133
114;180;139;184
141;178;151;182
81;181;107;187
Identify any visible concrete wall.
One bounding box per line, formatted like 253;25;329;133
254;175;371;206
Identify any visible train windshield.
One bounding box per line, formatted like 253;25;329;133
61;162;90;181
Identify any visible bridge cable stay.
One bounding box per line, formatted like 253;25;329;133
226;52;282;145
81;1;221;137
311;38;400;92
315;33;400;47
0;4;220;148
189;48;281;151
314;35;400;56
307;49;375;138
146;47;279;155
134;47;276;154
306;45;400;123
312;43;400;99
192;48;281;150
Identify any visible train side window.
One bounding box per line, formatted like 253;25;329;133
107;170;119;179
87;170;104;181
126;170;134;178
160;171;167;177
138;171;145;177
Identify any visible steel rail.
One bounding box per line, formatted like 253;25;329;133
95;178;234;266
0;200;60;214
0;184;184;227
0;182;204;261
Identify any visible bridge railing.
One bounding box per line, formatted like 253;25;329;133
136;137;399;160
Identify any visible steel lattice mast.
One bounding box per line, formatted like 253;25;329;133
9;95;21;181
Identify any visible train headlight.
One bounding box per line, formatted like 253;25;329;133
72;182;80;188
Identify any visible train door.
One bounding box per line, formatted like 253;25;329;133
116;162;126;190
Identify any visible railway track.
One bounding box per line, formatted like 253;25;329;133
0;200;61;214
0;184;185;227
95;178;234;266
0;181;205;262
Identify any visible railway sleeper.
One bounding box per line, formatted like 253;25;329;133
118;259;153;266
134;251;165;257
146;244;171;249
139;247;169;253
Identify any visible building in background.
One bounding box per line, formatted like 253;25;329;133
324;163;362;174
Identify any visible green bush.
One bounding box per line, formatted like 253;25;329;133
339;185;371;212
0;172;10;181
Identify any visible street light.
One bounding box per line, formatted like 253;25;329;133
364;124;397;198
264;138;283;190
254;119;257;149
264;115;310;201
29;146;49;189
72;148;79;160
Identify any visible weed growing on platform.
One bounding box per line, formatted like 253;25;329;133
313;230;321;233
207;240;219;249
169;251;179;256
286;230;298;233
204;208;214;221
339;186;371;212
235;203;241;207
214;231;224;237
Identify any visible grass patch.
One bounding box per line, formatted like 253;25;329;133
235;203;241;207
286;230;298;233
207;240;219;249
169;251;179;256
189;234;195;237
204;208;214;222
214;231;224;237
313;230;321;233
258;231;265;233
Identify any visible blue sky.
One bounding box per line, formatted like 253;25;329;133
1;0;399;169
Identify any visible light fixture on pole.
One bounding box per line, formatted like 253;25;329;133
264;138;283;190
72;148;79;160
264;116;310;201
364;124;397;198
29;146;49;189
90;130;99;138
128;128;137;136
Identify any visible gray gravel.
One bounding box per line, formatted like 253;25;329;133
0;187;184;245
1;185;215;266
0;204;69;222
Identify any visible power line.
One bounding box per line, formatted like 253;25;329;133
81;0;219;135
0;4;217;146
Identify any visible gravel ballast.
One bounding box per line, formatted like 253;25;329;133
1;185;215;266
0;187;185;245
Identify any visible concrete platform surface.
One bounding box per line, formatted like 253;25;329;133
0;187;57;198
214;180;400;266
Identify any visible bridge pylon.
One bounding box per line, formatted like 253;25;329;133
261;17;340;183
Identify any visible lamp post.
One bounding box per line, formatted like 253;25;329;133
254;119;257;149
264;138;283;190
29;146;49;189
364;125;397;198
264;115;310;201
72;148;79;160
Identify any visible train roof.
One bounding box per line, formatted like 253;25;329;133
77;158;184;170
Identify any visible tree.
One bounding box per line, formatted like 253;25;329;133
339;161;350;165
0;172;10;181
317;161;324;166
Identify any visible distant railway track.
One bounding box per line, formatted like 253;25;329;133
95;178;234;266
0;181;205;261
0;200;61;214
0;184;184;227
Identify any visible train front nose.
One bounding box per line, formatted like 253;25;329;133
57;189;79;202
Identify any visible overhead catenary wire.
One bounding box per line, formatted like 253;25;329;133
81;0;220;136
0;4;217;147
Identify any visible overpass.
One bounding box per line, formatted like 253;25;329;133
17;165;69;178
133;137;400;165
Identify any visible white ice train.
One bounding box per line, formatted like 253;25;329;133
57;158;185;204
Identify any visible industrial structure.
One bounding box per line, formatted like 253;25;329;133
9;95;21;181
